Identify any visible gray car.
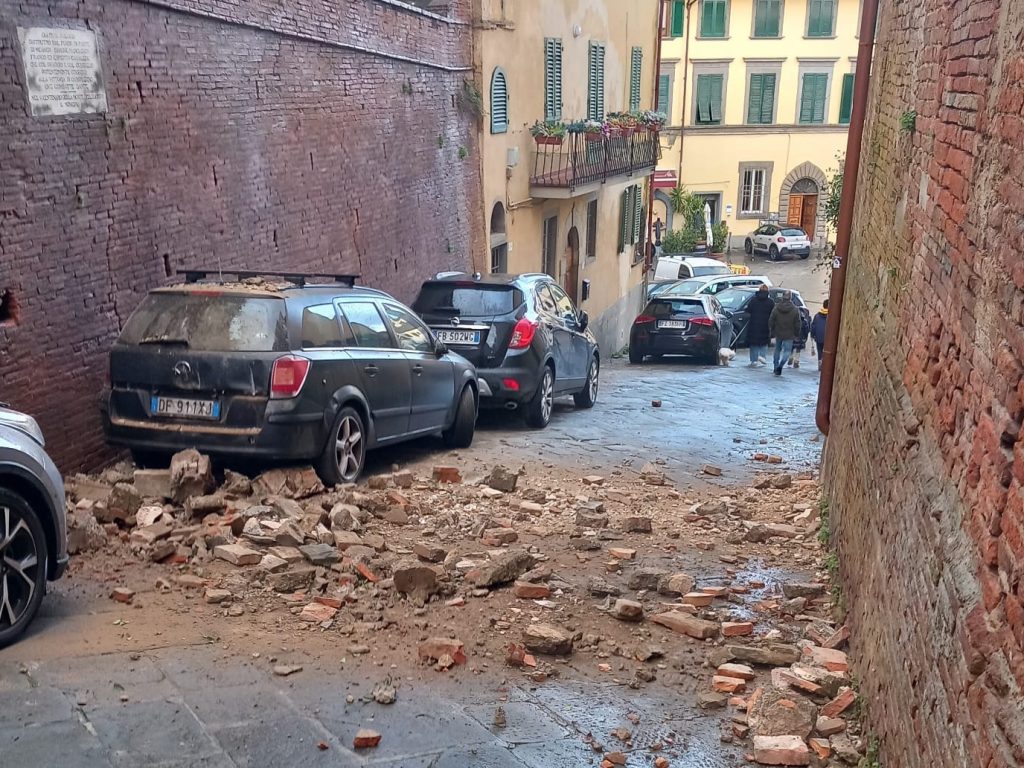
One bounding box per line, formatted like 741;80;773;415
0;406;68;647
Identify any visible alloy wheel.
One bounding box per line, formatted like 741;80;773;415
334;414;365;483
588;360;599;402
0;505;40;631
540;371;554;423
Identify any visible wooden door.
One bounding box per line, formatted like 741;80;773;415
801;196;818;237
787;194;804;226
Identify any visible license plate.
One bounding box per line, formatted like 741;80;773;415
435;329;481;345
658;320;687;329
150;396;220;420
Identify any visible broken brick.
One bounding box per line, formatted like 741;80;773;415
432;466;461;484
513;581;551;599
717;663;755;680
418;637;467;665
820;688;857;718
300;602;337;623
607;547;636;560
712;675;747;694
722;621;755;637
752;735;810;766
110;587;134;603
353;729;381;749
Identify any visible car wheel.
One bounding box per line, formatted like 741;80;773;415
574;357;599;409
524;365;554;428
769;245;780;262
799;251;811;260
744;239;753;255
130;449;169;469
316;406;366;486
628;346;644;364
0;488;48;649
443;386;476;448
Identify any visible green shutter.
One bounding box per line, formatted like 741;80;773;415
838;72;854;124
701;0;727;37
760;73;775;123
799;73;828;123
619;189;629;252
671;0;685;36
588;42;606;121
490;69;508;134
544;38;562;120
747;72;775;124
696;74;723;124
808;0;835;36
630;47;643;111
657;73;671;113
632;186;643;245
754;0;780;36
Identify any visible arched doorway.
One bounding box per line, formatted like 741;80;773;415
489;202;507;273
564;226;580;303
786;178;819;235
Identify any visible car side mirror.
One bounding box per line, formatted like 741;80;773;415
577;310;590;331
434;339;448;357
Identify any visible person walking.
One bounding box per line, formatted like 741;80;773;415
746;285;775;367
789;309;811;368
810;299;829;370
769;290;802;376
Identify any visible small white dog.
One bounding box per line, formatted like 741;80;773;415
718;347;736;366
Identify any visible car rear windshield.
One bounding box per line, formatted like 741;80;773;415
715;290;753;310
647;298;706;318
119;292;288;352
781;228;806;237
690;264;731;277
664;278;708;295
413;283;523;317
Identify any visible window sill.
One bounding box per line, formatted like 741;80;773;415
736;212;767;220
750;35;782;39
803;35;837;39
697;36;730;40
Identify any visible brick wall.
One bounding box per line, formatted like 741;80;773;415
823;0;1024;766
0;0;482;471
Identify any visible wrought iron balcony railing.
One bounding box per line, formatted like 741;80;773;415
529;130;661;196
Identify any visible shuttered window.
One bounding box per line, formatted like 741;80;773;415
586;200;598;261
587;41;606;121
695;74;723;124
671;0;685;36
700;0;728;38
838;72;854;124
753;0;781;36
807;0;836;36
746;73;776;124
658;73;671;114
618;185;644;253
490;68;508;134
632;187;644;245
544;38;563;121
629;47;643;111
798;73;828;123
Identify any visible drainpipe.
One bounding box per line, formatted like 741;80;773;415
676;0;696;184
645;0;668;272
814;0;880;435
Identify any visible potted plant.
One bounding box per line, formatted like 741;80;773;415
530;120;567;145
582;119;608;143
636;110;667;133
608;112;639;137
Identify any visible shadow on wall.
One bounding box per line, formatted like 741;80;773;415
588;282;645;355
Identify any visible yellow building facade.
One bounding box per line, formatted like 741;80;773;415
476;0;660;352
655;0;861;250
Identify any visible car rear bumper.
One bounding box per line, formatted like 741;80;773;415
477;365;543;405
781;246;811;256
632;330;720;356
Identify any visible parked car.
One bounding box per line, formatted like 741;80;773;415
715;286;812;348
744;225;811;261
651;255;732;283
413;273;599;428
655;274;773;300
0;406;68;648
102;271;479;485
628;294;730;365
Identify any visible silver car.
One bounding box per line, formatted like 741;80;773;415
0;406;67;647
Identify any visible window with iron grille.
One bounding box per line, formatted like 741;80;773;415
740;169;767;214
587;41;606;121
490;68;508;134
629;47;643;111
544;38;563;121
586;199;598;261
753;0;781;36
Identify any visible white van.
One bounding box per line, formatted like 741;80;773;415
652;255;732;283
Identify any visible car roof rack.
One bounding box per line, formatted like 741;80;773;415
178;270;359;287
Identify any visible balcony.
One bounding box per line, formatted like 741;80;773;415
529;131;661;198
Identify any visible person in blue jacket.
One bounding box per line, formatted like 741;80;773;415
810;299;829;370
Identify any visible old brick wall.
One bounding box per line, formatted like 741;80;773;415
823;0;1024;766
0;0;482;471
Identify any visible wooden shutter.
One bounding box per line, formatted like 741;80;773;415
754;0;780;36
588;42;606;121
658;73;671;113
671;0;685;36
490;69;508;134
544;38;562;120
708;74;723;123
747;73;763;124
630;47;643;111
632;186;643;245
808;0;834;36
696;75;710;123
800;73;827;123
619;189;629;253
838;72;854;124
702;0;727;37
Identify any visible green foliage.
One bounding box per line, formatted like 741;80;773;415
458;79;485;120
899;110;917;133
457;146;468;160
530;120;567;138
437;134;444;148
858;736;882;768
823;154;844;235
711;221;730;253
665;186;708;254
818;496;831;546
661;228;699;255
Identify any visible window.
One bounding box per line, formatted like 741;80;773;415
807;0;836;36
548;283;578;323
302;304;346;348
658;71;672;116
490;68;508;134
341;302;394;349
662;0;686;37
799;72;828;123
413;284;522;316
542;215;558;276
382;304;433;353
695;74;723;124
746;72;776;124
490;244;508;273
586;199;598;261
700;0;728;37
838;72;854;124
587;41;606;121
753;0;781;36
629;47;643;111
544;38;563;121
740;168;767;214
619;184;643;252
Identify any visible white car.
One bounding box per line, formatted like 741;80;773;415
744;225;811;261
652;256;732;283
650;274;773;300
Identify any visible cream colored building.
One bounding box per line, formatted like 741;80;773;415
476;0;661;352
655;0;861;249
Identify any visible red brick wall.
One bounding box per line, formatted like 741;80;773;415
0;0;482;471
824;1;1024;766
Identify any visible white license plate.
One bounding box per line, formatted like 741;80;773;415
435;329;481;345
657;320;688;329
151;396;221;420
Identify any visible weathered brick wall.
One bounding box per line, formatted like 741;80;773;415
824;0;1024;766
0;0;482;471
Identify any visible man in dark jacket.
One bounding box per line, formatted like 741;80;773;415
769;290;803;376
810;299;829;370
745;285;775;367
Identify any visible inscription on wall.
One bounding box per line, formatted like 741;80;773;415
17;27;106;116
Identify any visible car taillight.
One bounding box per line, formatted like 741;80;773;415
509;318;538;349
270;355;311;399
691;317;715;326
634;314;656;324
777;237;786;243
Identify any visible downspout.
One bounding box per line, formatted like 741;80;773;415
646;0;668;271
814;0;880;435
676;0;697;182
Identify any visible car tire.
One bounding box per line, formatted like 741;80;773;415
628;346;644;364
799;251;811;260
524;365;555;429
574;356;599;409
443;386;476;448
769;245;780;262
130;449;169;469
316;406;367;486
744;239;753;255
0;488;49;649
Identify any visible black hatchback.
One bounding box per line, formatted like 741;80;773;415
101;271;479;484
412;273;599;428
628;294;730;364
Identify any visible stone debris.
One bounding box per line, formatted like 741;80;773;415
353;729;381;749
650;612;719;639
110;587;134;603
752;734;811;766
522;623;573;656
273;664;303;677
469;550;536;588
214;544;262;566
611;598;644;622
485;465;519;493
169;449;214;503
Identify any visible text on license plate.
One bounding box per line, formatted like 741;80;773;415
151;396;221;419
657;320;687;329
435;329;480;345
